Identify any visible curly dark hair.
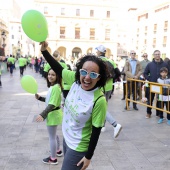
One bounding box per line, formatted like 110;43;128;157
46;69;63;90
75;54;109;89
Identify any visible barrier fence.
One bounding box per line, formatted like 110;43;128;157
125;78;170;114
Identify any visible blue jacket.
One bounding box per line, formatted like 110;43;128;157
144;59;168;82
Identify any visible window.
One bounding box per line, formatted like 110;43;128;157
163;36;167;47
75;27;80;39
90;10;94;17
60;27;65;39
90;28;95;40
12;35;14;39
107;11;110;18
162;53;166;59
164;21;168;31
154;24;157;33
44;6;48;14
105;29;110;40
153;38;156;47
61;8;65;15
138;13;148;21
144;39;147;44
19;26;21;32
76;9;80;16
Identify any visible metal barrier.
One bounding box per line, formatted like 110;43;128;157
125;78;170;114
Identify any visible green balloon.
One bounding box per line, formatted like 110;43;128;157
21;75;38;94
21;10;48;42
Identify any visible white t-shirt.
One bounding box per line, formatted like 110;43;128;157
62;69;107;152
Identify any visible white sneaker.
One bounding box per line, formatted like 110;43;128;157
101;127;106;132
114;124;122;138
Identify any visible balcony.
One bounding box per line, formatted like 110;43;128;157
75;35;80;39
60;34;65;39
164;28;168;32
90;36;95;40
105;37;110;41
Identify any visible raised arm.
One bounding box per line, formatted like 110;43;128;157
40;42;63;77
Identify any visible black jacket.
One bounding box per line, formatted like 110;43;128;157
144;59;168;82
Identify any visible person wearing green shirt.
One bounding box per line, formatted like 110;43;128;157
18;56;26;77
52;50;71;100
43;61;51;78
28;57;31;68
95;45;122;138
7;55;15;76
23;57;27;70
35;69;63;165
40;41;108;169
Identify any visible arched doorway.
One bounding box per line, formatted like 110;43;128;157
72;47;82;58
57;46;66;58
86;47;93;54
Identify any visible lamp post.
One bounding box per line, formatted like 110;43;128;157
1;31;6;45
17;41;21;58
0;31;6;56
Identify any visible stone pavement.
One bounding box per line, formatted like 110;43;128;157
0;67;170;170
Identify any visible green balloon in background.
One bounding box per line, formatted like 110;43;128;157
21;75;38;94
21;10;48;42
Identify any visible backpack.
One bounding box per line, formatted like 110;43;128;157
8;61;12;66
105;60;115;79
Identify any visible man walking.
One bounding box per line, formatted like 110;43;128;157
95;45;122;138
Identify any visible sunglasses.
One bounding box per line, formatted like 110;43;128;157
79;69;100;79
131;53;136;55
143;55;147;57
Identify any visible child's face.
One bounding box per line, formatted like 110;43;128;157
48;70;57;85
160;71;168;78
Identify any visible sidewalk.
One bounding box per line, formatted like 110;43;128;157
0;68;170;170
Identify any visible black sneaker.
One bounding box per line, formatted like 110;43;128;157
49;150;63;157
42;156;58;165
56;150;63;157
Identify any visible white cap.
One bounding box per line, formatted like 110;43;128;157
95;45;106;53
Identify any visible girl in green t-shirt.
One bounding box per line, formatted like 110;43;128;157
35;69;63;165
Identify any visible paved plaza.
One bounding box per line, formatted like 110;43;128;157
0;67;170;170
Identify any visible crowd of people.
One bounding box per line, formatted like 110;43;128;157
122;50;170;126
1;45;170;170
